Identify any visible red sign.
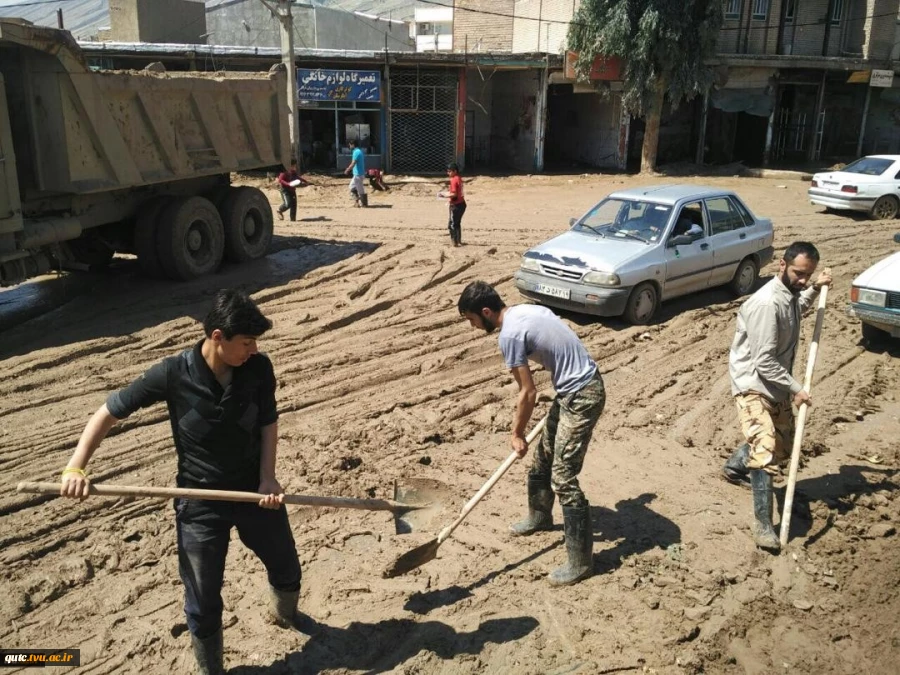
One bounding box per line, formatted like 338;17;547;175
565;51;623;81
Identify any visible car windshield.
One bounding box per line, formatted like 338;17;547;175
573;199;672;244
840;157;894;176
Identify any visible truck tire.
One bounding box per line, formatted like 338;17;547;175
133;197;169;278
157;196;225;281
221;186;274;263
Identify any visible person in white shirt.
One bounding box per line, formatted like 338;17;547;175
725;241;831;551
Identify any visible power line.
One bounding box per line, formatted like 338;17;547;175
0;0;87;10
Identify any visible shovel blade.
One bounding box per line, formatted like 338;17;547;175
382;538;440;578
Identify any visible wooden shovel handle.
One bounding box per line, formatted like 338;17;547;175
16;482;413;513
780;281;829;547
436;415;547;544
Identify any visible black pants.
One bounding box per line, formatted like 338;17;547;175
175;498;301;638
278;188;297;221
448;202;466;245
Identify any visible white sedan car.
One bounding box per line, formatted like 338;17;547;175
808;155;900;220
849;233;900;341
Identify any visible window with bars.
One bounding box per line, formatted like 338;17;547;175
784;0;795;23
752;0;768;19
724;0;742;18
831;0;844;24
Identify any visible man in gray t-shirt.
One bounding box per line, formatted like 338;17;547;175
458;281;606;587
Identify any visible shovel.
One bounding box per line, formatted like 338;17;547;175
383;415;547;578
16;482;426;529
779;276;829;548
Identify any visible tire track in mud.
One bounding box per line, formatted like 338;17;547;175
1;174;898;675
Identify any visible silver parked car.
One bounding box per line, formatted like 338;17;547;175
515;185;775;324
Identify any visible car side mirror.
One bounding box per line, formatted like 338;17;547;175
569;217;577;227
894;233;900;244
668;234;693;248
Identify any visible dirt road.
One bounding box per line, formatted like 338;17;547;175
1;173;897;674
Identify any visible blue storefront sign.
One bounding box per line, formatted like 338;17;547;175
297;69;381;102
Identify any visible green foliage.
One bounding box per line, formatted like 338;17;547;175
568;0;723;115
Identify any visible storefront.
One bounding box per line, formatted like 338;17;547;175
296;67;385;172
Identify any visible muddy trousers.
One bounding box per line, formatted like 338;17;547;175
277;189;297;221
734;392;795;475
529;371;606;509
175;498;302;639
448;202;466;245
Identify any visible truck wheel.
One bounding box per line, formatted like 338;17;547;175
157;196;225;281
133;198;169;278
221;187;274;262
728;257;758;296
623;282;658;325
870;195;899;220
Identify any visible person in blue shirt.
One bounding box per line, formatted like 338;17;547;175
344;138;368;208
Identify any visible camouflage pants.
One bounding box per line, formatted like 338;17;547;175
735;392;795;475
530;372;606;508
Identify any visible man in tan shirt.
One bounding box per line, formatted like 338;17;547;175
724;241;831;551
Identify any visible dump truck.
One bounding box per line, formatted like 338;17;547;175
0;18;290;286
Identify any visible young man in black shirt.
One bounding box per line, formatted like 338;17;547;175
60;290;301;675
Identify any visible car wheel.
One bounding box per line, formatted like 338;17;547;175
861;322;889;344
623;282;658;325
870;195;899;220
729;257;758;297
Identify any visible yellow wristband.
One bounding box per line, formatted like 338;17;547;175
61;467;87;479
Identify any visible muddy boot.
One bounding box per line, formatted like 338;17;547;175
191;629;223;675
750;469;781;552
723;443;751;487
268;586;318;634
548;504;593;587
360;194;369;207
510;475;554;536
268;586;299;628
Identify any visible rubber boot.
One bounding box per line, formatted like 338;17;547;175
723;443;751;487
548;503;593;586
509;475;554;536
360;194;369;207
750;469;781;552
268;586;299;628
190;629;224;675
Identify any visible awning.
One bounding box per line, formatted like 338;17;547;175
711;88;774;117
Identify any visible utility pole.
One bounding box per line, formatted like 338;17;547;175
257;0;301;164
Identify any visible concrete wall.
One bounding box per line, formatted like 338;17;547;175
490;70;541;170
205;1;412;51
108;0;206;44
454;0;514;52
512;0;579;54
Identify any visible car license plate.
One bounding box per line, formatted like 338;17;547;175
822;181;838;187
534;283;570;299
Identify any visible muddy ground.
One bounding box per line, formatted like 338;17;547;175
0;172;898;674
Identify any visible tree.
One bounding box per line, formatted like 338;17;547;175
568;0;723;172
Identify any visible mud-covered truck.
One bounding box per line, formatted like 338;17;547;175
0;18;289;286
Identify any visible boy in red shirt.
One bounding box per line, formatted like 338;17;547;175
444;162;466;247
276;159;308;221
